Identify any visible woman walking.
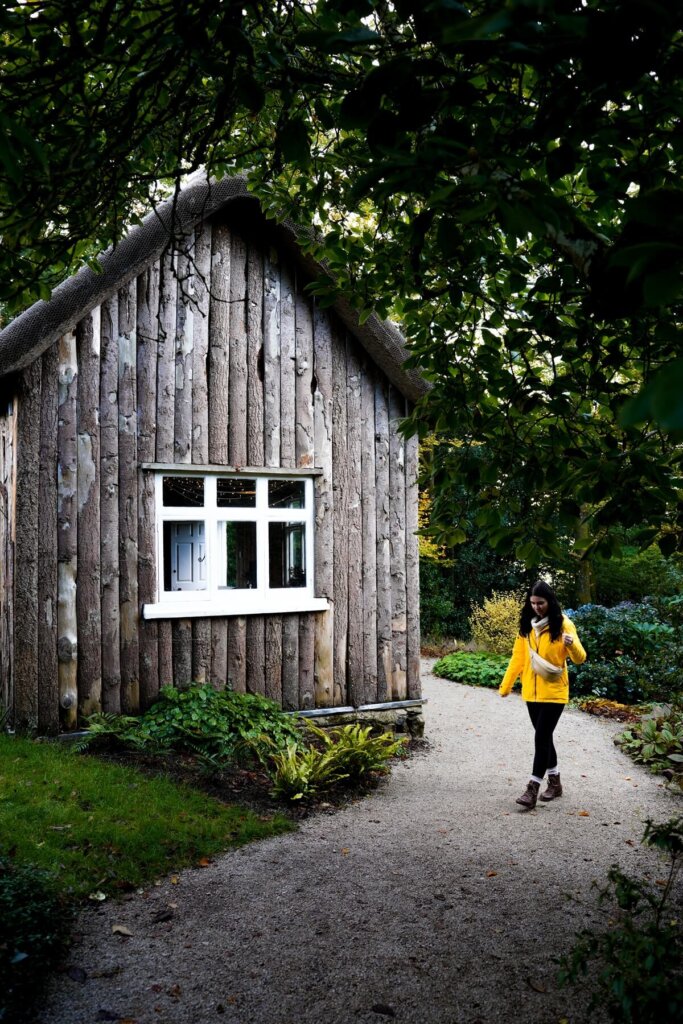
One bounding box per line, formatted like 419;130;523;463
499;581;586;809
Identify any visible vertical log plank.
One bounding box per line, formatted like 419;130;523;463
263;248;283;700
209;224;230;463
100;297;121;714
346;339;363;706
172;243;194;689
209;224;230;685
374;378;392;703
246;239;266;699
389;386;407;699
264;618;283;705
360;361;378;704
331;322;349;705
37;344;60;733
294;284;315;708
137;263;160;709
76;311;102;718
227;231;251;694
191;222;212;684
263;249;282;468
156;251;177;688
57;331;78;729
14;360;41;730
405;428;422;698
280;262;298;708
312;304;334;708
119;281;140;709
0;405;13;721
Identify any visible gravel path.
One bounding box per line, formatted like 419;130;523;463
38;661;681;1024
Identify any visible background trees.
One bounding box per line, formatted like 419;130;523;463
2;0;682;563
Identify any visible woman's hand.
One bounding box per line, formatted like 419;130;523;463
563;632;574;647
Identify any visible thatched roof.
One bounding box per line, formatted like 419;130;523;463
0;175;428;403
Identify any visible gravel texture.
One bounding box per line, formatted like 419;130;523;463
37;661;681;1024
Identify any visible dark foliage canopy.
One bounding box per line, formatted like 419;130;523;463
2;0;682;561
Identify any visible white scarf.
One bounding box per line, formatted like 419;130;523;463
532;615;549;639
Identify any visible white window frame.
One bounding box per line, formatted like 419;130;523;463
142;466;329;619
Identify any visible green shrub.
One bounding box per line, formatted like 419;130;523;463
79;686;301;766
558;817;683;1024
617;711;683;777
468;591;523;654
0;854;71;1024
419;553;530;642
566;602;683;704
432;651;509;688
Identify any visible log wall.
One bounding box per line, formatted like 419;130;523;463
6;209;421;729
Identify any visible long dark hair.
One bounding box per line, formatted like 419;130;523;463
519;580;564;641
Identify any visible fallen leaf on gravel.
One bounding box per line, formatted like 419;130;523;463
170;875;179;884
112;924;133;937
197;857;212;868
625;839;635;846
526;978;547;993
341;847;350;856
151;909;174;923
655;879;668;887
88;891;107;902
168;984;182;999
578;810;590;817
486;871;498;877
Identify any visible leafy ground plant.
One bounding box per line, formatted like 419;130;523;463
558;817;683;1024
432;651;509;689
616;710;683;787
78;686;301;767
264;723;407;801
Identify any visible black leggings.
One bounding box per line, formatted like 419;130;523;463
526;702;564;778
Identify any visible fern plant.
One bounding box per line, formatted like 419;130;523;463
304;722;407;780
264;740;349;800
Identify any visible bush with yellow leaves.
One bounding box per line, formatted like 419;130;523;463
468;591;524;655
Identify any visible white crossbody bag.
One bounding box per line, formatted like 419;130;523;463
527;639;565;681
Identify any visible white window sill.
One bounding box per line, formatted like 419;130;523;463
142;596;330;620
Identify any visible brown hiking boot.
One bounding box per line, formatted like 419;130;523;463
540;773;563;801
515;780;540;809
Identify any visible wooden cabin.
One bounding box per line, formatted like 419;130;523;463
0;176;428;734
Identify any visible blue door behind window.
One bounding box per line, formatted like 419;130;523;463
170;522;206;590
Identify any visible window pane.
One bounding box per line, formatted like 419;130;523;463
268;479;306;509
163;476;204;507
221;522;257;589
217;478;256;508
163;521;207;590
269;522;306;588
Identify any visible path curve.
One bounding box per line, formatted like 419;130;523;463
38;661;681;1024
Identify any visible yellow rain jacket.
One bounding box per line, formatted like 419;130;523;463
499;616;587;704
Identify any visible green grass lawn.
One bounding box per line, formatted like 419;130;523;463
0;733;293;898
